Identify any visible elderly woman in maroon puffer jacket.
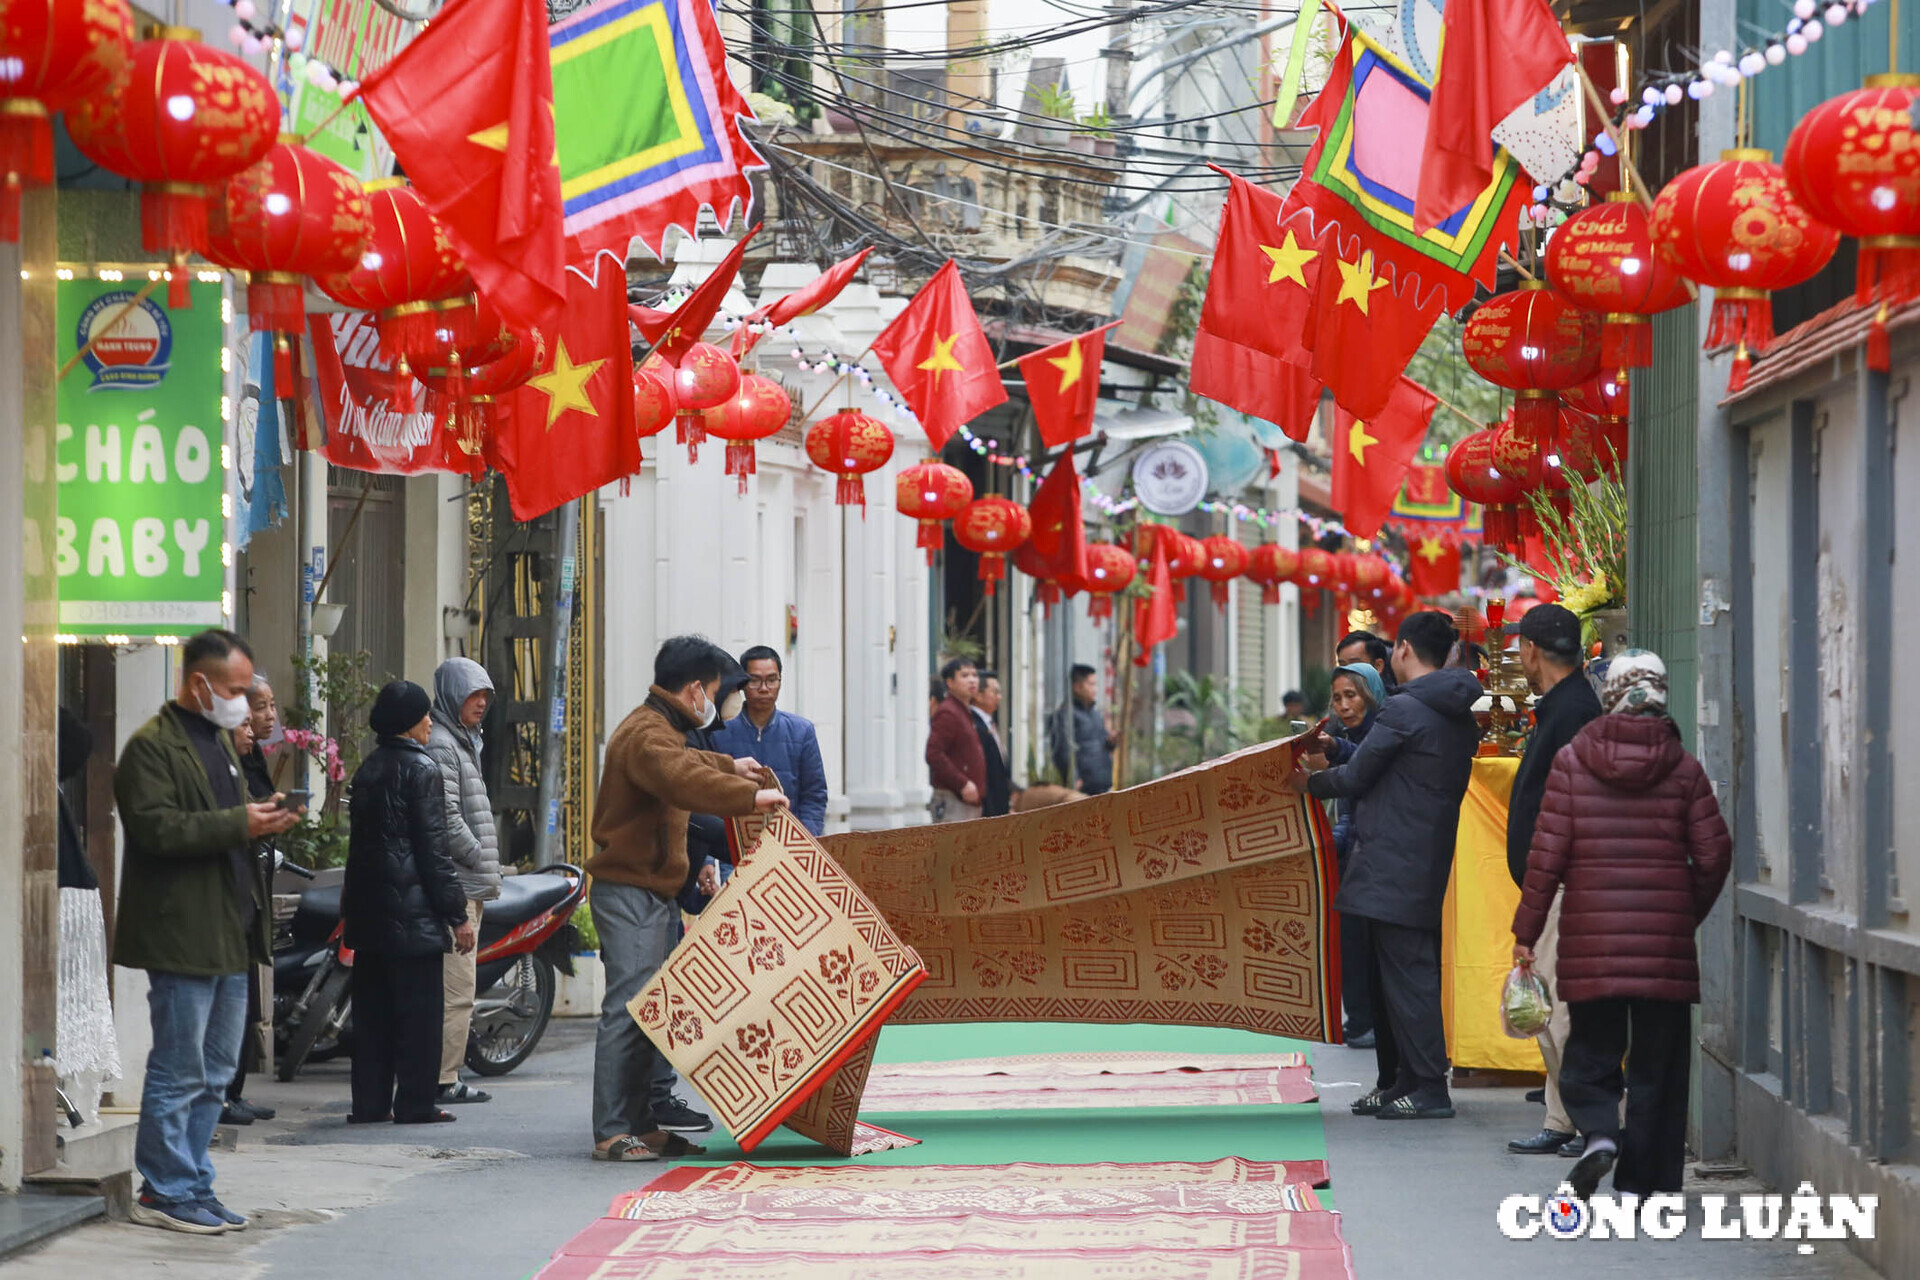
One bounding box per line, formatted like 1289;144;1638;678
1510;649;1732;1201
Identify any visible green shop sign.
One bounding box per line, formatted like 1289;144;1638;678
55;277;229;638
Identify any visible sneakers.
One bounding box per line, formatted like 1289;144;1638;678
1508;1128;1576;1154
198;1198;248;1230
652;1094;714;1133
130;1195;230;1235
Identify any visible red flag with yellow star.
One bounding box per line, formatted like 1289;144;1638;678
1026;449;1090;592
1330;376;1437;538
1017;322;1118;448
870;259;1007;450
1133;532;1177;667
1198;171;1322;361
357;0;566;337
493;252;638;521
1305;235;1444;421
1407;535;1462;598
628;226;759;366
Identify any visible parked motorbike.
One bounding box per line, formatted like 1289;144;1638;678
273;858;585;1082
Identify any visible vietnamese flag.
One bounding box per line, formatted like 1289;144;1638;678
1189;328;1323;441
1306;233;1443;420
357;0;565;337
1133;531;1177;667
628;226;759;366
1330;377;1438;538
1026;450;1090;593
756;246;874;327
1199;171;1322;361
1408;536;1463;598
493;253;639;521
870;260;1007;450
1413;0;1572;234
1017;322;1118;448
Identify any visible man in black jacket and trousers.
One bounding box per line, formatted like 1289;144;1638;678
1294;611;1482;1120
1502;604;1603;1156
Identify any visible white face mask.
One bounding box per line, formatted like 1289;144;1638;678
195;673;251;731
692;686;718;729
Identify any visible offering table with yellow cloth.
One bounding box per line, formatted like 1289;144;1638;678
1441;754;1544;1072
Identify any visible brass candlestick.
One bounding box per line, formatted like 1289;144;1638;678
1478;597;1532;756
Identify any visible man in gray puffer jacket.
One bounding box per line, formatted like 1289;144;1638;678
426;657;502;1105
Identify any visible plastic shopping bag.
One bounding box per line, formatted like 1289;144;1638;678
1501;964;1553;1039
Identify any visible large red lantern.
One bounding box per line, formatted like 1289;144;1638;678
1353;554;1392;601
1784;76;1920;371
632;366;676;444
895;461;972;563
650;342;740;463
206;137;369;388
1294;545;1336;590
1651;149;1841;388
1543;193;1691;371
805;408;894;507
316;180;470;355
702;373;791;493
65;27;278;306
1245;543;1300;604
1446;427;1527;551
1197;535;1248;609
1462;281;1601;443
0;0;132;240
1083;542;1135;620
953;496;1032;595
419;322;545;461
1561;371;1629;477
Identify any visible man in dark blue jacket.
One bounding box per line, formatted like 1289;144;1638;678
1294;611;1482;1121
712;646;829;836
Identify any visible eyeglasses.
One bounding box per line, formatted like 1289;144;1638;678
746;677;782;690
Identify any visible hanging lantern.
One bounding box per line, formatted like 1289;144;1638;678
1135;524;1200;604
953;495;1032;595
1542;193;1691;372
0;0;132;241
633;366;676;442
418;323;544;461
1650;149;1841;390
1446;427;1527;551
1783;76;1920;371
1244;543;1300;604
701;374;791;494
1462;281;1601;443
650;342;739;463
1013;542;1062;615
1196;535;1248;609
895;461;973;564
1329;551;1361;596
1353;554;1392;601
1294;545;1335;590
1561;371;1629;477
805;408;894;507
205;136;369;393
1083;542;1135;620
65;26;278;307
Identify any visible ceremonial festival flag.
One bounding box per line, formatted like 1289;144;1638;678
870;260;1007;450
357;0;566;336
1407;536;1463;598
1017;322;1118;448
1329;376;1438;538
1413;0;1573;233
628;225;759;365
1133;532;1177;667
495;253;639;520
1026;450;1090;593
549;0;765;260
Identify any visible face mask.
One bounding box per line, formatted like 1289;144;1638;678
721;690;744;722
196;674;251;731
692;687;717;729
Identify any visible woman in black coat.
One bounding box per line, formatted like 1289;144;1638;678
343;681;472;1125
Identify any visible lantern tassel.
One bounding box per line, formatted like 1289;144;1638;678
1515;391;1556;444
1211;581;1231;610
0;174;19;245
725;441;756;494
0;106;52;246
377;305;446;361
835;474;866;508
916;520;943;564
1867;302;1891;375
141;185;209;262
1089;595;1113;622
395;354;417;413
1262;584;1280;605
1602;316;1652;370
1857;238;1920;309
1706;290;1771;353
249;275;307;335
1727;341;1752;394
978;553;1005;595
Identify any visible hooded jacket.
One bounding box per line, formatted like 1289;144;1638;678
1512;713;1732;1003
425;657;501;901
1308;667;1483;929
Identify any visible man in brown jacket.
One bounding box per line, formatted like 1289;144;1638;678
587;636;784;1162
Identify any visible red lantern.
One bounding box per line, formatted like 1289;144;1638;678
1462;281;1601;443
1651;148;1841;388
702;374;791;493
1083;542;1135;620
805;409;894;507
1353;554;1392;601
895;461;972;564
1784;75;1920;371
206;137;368;392
65;26;278;306
1446;427;1527;550
1543;193;1691;371
0;0;132;240
654;342;739;463
1561;371;1629;477
1245;543;1300;604
1135;524;1201;603
316;180;470;353
633;367;676;442
1196;535;1248;609
420;323;545;461
953;496;1032;595
1294;545;1336;589
1013;542;1062;615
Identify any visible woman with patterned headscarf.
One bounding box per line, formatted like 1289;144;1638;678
1508;650;1733;1202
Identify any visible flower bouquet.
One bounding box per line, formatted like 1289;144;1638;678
1495;469;1627;651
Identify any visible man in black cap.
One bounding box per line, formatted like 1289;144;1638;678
1502;603;1603;1157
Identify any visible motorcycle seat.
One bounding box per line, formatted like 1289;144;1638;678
483;872;574;930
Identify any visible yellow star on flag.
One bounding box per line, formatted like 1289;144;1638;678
528;339;604;430
1333;250;1391;315
918;333;965;384
1416;538;1446;564
467;122;510;152
1047;338;1085;391
1347;419;1379;465
1259;230;1317;287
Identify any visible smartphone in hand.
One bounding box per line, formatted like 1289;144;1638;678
277;789;311;812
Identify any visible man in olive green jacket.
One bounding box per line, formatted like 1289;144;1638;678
114;629;300;1235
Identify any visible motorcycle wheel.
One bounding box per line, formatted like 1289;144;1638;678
278;963;353;1082
465;955;554;1077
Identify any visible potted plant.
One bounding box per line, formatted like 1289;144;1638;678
1031;81;1078;148
1495;468;1630;655
1077;104;1118;158
554;901;605;1017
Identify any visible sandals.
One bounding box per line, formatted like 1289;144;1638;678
1350;1089;1388;1116
1376;1094;1455;1120
591;1132;709;1162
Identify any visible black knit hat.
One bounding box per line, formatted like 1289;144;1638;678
370;679;432;737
